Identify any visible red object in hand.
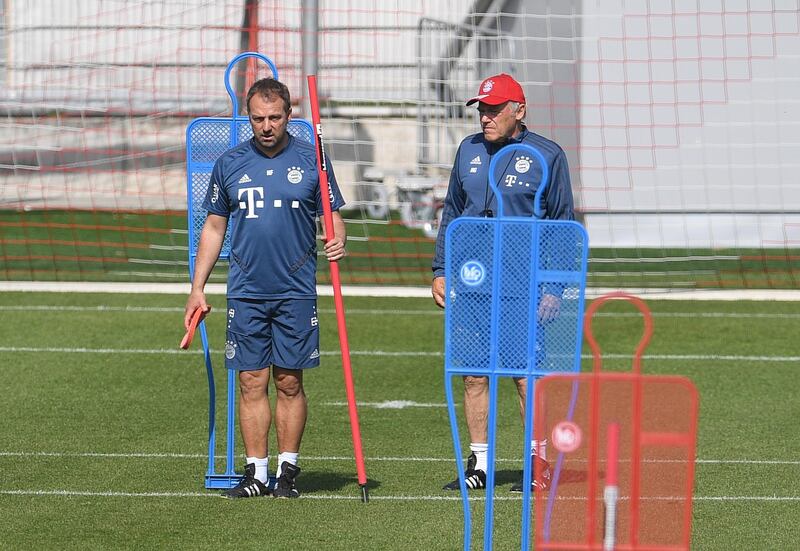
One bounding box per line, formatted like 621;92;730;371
179;307;205;350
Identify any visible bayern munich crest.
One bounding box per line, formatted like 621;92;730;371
515;155;531;174
482;79;494;93
287;166;304;184
225;341;236;359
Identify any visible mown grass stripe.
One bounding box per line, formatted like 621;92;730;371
1;489;797;502
1;346;798;362
2;450;798;465
3;304;800;319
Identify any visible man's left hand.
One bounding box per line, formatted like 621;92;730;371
538;293;561;322
323;236;346;262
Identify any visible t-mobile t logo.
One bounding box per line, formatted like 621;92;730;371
238;186;265;218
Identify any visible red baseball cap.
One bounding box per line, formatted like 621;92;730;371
466;73;526;106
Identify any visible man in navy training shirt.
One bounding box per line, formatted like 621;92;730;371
185;78;346;499
431;73;575;493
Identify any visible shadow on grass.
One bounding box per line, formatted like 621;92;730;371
301;470;381;495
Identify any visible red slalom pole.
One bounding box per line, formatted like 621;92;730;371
307;74;368;502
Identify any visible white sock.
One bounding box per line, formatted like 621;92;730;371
247;456;269;484
532;439;548;461
470;443;489;473
276;452;299;478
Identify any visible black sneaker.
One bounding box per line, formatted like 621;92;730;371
510;455;551;492
273;461;301;498
443;452;487;491
221;463;270;498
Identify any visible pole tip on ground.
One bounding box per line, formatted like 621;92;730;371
360;485;369;503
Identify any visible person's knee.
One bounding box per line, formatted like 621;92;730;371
274;369;305;399
238;369;269;400
463;376;488;398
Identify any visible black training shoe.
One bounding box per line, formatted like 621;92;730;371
221;463;270;498
273;461;301;498
510;455;551;492
443;452;487;491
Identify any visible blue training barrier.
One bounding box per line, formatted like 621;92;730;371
443;143;589;550
185;52;314;489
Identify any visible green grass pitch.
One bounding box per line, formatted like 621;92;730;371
0;291;798;549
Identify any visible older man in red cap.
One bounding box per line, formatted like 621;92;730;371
431;73;575;493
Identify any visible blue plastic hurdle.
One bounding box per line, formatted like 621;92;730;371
185;52;315;489
443;143;590;550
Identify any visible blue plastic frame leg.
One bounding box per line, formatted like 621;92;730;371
203;325;242;489
484;373;500;551
226;368;237;474
445;373;472;551
201;321;217;483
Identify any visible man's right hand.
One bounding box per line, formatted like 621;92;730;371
431;276;446;309
184;290;211;330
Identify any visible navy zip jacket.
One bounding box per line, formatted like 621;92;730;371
432;126;575;279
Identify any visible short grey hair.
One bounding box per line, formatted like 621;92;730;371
508;101;525;121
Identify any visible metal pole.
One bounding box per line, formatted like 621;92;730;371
237;0;260;115
301;0;319;118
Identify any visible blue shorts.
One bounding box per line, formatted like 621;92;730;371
224;298;320;371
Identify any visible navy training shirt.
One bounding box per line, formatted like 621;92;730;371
203;135;345;298
432;126;575;278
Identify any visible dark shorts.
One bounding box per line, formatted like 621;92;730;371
224;298;320;371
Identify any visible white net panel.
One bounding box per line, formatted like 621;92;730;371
1;0;798;288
